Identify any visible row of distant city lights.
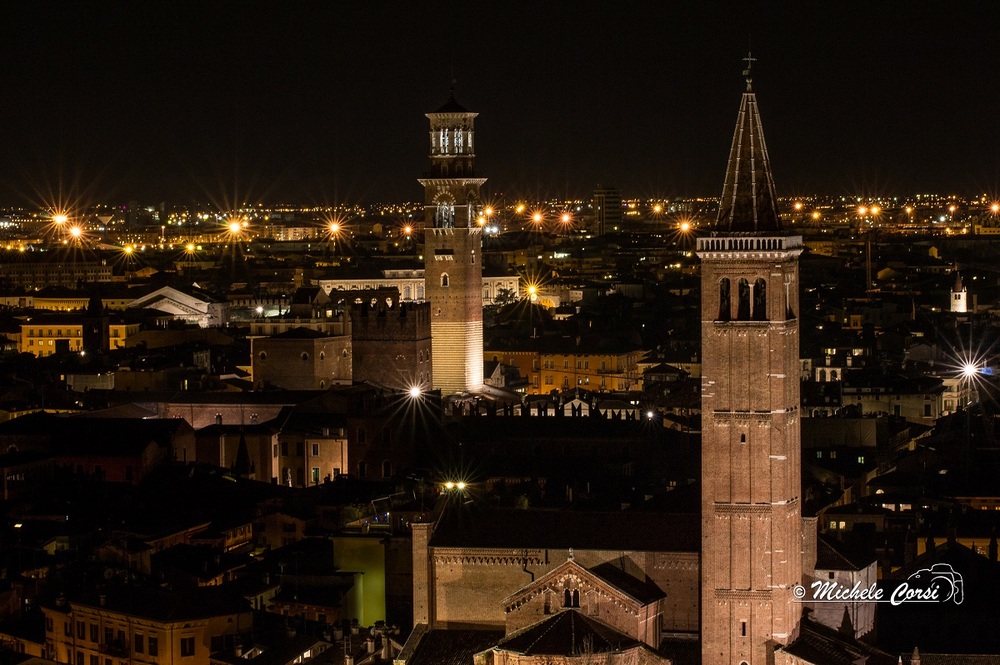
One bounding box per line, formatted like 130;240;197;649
789;201;1000;221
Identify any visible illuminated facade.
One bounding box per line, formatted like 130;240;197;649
42;590;251;665
419;94;486;395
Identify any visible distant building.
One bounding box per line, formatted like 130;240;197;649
42;587;251;665
128;286;229;328
418;92;486;395
950;270;967;313
592;186;622;235
251;328;351;391
19;313;140;357
0;258;115;289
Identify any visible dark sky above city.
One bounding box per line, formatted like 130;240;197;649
1;2;999;208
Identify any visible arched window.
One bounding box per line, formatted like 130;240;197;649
737;279;751;320
572;589;580;607
752;278;767;321
403;285;412;300
441;273;449;288
301;352;309;361
830;370;839;381
417;285;425;299
319;352;325;360
259;352;267;361
819;369;827;382
718;278;731;321
563;589;572;607
319;380;326;389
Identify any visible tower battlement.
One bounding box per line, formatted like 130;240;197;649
350;300;431;342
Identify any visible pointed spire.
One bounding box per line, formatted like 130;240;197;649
233;430;254;479
838;605;855;637
716;56;782;235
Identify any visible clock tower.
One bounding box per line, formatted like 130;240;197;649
697;60;803;664
420;93;487;395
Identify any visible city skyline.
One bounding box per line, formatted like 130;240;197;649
1;2;999;207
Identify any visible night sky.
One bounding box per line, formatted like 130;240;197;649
1;2;999;207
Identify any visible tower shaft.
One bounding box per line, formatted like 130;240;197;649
699;75;803;664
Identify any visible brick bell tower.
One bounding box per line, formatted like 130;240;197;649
419;90;487;395
697;57;803;664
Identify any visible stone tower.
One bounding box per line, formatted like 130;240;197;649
697;61;803;664
420;92;487;395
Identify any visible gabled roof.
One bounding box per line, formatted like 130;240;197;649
778;615;896;665
815;533;878;571
501;558;664;612
494;609;642;656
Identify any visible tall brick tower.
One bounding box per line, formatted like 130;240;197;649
419;92;486;395
697;58;803;664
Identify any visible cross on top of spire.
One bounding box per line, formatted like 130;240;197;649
742;51;756;91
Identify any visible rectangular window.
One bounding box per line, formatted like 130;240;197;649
280;441;288;456
312;468;320;483
77;652;84;665
924;404;932;417
311;443;319;456
180;637;195;657
104;628;113;645
740;621;746;636
46;617;53;633
273;443;278;457
296;441;304;457
64;622;71;637
77;622;86;640
148;637;158;657
90;654;99;665
134;635;144;654
90;624;98;642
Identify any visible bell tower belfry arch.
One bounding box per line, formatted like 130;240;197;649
697;58;803;664
419;92;487;395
